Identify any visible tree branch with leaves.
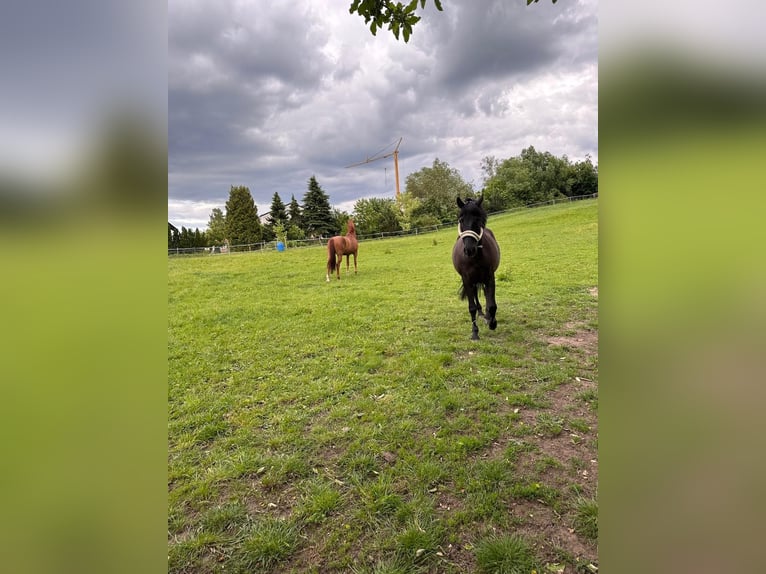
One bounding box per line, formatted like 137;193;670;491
349;0;557;42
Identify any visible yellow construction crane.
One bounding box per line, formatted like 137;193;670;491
345;137;403;199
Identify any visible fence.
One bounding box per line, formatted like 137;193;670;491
168;193;597;256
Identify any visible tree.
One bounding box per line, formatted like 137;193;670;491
481;146;592;211
349;0;441;42
569;155;598;198
353;197;402;235
262;192;288;243
268;192;288;226
272;221;287;246
480;155;501;186
395;191;420;231
349;0;557;42
179;226;191;248
286;224;305;241
519;145;571;202
168;223;180;249
482;156;533;212
404;158;474;223
332;209;351;235
206;207;226;245
225;185;262;246
287;194;303;229
301;176;335;237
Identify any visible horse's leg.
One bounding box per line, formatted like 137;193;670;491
474;289;484;319
484;275;498;330
336;253;342;280
353;250;357;274
465;282;480;340
345;253;350;272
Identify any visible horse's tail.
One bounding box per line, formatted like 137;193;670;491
458;282;484;300
327;239;337;272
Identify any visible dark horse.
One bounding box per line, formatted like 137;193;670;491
452;196;501;340
326;219;359;281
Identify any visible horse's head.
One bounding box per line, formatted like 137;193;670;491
456;196;487;258
347;218;356;235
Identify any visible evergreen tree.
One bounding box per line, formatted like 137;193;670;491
287;194;303;230
301;176;335;237
268;192;288;226
179;226;191;248
225;185;262;246
168;223;180;249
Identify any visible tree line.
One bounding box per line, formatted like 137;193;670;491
168;175;344;250
351;146;597;237
168;146;597;250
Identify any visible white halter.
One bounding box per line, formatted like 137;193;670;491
458;222;484;244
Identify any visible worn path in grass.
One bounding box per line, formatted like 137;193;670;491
168;199;598;573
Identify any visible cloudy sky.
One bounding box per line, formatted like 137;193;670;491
168;0;598;230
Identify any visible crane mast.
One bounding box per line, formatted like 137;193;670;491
345;138;403;199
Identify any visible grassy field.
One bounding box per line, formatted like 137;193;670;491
168;199;598;573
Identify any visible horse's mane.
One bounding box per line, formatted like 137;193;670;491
461;198;487;227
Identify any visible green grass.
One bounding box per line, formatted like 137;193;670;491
168;200;598;572
573;497;599;540
474;534;540;574
235;517;299;571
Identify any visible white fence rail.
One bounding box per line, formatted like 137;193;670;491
168;193;597;256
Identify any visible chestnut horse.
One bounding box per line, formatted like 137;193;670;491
452;196;501;339
326;219;359;281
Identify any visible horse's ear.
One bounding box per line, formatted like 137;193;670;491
456;197;465;208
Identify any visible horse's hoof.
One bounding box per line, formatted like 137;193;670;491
471;333;480;340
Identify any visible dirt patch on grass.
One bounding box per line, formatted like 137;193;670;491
547;323;598;356
494;377;598;568
521;374;598;566
509;499;595;565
